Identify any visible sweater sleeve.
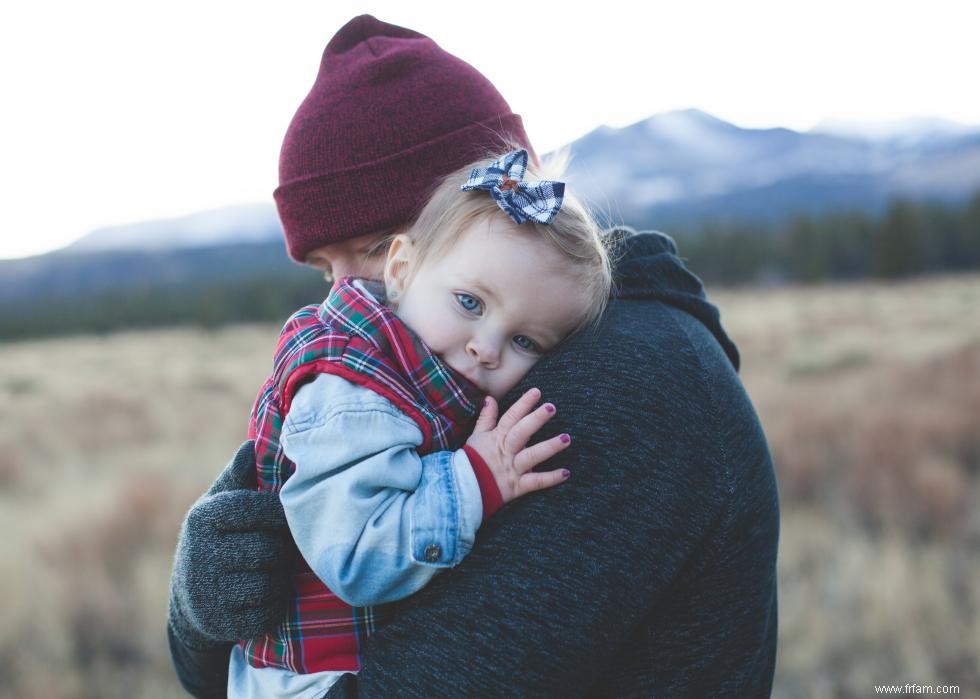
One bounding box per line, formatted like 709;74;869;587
278;373;485;607
167;622;231;699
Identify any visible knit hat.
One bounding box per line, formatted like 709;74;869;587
275;15;535;263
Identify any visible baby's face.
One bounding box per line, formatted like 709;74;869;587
389;217;591;399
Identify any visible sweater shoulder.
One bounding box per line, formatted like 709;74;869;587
541;298;771;501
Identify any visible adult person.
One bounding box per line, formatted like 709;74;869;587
168;15;779;698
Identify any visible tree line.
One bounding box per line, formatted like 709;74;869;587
677;191;980;285
0;272;328;341
1;192;979;342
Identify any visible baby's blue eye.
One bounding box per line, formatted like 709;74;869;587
455;293;482;314
513;335;540;353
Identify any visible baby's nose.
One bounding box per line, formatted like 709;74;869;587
467;337;500;368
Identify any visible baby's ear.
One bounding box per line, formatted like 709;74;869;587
383;234;415;301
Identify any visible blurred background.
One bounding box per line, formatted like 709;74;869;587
1;1;977;697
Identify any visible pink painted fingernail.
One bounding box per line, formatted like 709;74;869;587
544;403;555;414
483;397;490;407
560;433;571;444
562;469;571;479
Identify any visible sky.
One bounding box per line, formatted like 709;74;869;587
2;0;978;260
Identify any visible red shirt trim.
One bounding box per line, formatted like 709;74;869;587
463;444;504;519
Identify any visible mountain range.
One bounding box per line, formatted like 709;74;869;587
53;108;980;255
2;108;978;335
563;109;980;230
67;203;283;254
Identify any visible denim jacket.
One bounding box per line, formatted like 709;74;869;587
280;372;483;601
229;372;483;698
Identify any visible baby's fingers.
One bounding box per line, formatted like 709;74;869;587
514;433;571;473
516;467;570;497
496;388;542;433
472;396;498;434
503;401;558;454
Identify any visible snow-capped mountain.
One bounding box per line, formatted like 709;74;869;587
563;109;980;229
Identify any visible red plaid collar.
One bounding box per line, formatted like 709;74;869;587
319;276;483;417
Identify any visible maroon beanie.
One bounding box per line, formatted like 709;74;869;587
274;15;535;263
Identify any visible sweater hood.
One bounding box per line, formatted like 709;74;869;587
607;228;740;371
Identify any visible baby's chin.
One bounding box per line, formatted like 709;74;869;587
440;357;521;401
441;359;485;395
483;383;518;402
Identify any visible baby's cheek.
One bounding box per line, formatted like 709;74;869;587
505;357;541;394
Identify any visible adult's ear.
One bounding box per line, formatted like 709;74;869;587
383;233;416;304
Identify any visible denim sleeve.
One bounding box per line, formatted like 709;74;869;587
278;373;483;608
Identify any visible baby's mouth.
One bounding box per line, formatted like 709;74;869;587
460;370;483;392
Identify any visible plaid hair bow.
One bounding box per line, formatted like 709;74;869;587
461;149;565;224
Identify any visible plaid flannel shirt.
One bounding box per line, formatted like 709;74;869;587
241;277;480;674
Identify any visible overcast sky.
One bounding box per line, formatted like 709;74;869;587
2;0;977;259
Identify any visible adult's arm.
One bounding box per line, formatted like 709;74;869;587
327;304;778;697
167;440;293;697
167;624;232;699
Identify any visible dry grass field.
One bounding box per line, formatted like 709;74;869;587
1;274;978;698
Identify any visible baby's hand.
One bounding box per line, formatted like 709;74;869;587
465;388;571;504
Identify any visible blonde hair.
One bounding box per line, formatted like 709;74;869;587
406;149;612;336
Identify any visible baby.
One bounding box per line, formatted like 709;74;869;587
229;149;612;698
